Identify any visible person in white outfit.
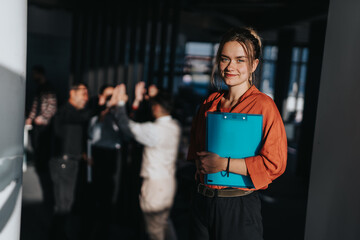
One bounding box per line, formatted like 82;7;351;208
108;84;181;240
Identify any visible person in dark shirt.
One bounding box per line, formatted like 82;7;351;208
52;85;88;159
49;83;104;239
87;84;132;239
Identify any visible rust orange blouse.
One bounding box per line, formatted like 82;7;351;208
187;85;287;190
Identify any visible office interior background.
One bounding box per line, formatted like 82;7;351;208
1;0;360;239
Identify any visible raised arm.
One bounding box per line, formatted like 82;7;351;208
132;81;146;110
109;84;159;146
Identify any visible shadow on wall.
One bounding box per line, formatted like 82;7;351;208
0;65;25;234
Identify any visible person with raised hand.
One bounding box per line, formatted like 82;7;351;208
130;82;159;122
108;84;180;240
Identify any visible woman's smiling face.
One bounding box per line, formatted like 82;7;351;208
219;41;257;88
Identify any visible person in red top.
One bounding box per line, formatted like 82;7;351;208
187;27;287;240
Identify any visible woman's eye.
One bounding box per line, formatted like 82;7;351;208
237;59;245;63
221;58;229;62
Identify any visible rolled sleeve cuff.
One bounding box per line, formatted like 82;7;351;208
245;155;272;189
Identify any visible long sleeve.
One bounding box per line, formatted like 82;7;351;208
244;99;287;189
112;106;160;147
187;94;219;163
27;97;39;121
111;106;135;142
39;93;57;125
27;91;58;126
186;87;287;190
52;103;103;157
58;104;105;125
128;121;159;147
187;105;203;162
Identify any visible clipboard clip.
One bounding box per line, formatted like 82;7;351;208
223;114;247;121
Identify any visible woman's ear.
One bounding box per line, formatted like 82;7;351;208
252;59;259;72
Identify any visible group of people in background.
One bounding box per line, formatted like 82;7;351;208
25;26;287;240
25;67;181;240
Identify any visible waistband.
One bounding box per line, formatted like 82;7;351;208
197;183;254;198
52;154;82;161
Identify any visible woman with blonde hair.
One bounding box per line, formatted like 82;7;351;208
187;27;287;240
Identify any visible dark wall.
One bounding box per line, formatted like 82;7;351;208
68;0;182;100
305;0;360;239
26;5;72;111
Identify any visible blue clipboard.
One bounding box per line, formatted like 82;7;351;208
205;112;263;188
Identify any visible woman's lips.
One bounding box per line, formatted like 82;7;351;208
225;73;237;77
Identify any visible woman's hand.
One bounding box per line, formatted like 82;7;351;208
196;151;226;174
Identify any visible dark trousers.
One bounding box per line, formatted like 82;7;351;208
90;146;118;239
31;125;54;209
49;156;80;214
190;190;263;240
92;146;118;207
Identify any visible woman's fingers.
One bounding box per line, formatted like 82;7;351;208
196;151;210;160
196;151;221;174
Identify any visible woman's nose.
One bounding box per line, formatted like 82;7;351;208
226;60;235;70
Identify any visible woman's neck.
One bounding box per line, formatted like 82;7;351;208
226;83;251;102
220;84;251;110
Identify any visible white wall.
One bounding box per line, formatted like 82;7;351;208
0;0;27;77
305;0;360;239
0;0;27;239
